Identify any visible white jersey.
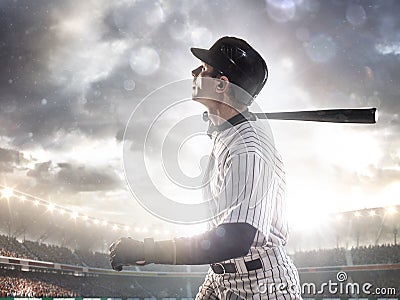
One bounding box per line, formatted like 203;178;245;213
203;114;288;250
198;112;301;300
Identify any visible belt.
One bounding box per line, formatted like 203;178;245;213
211;258;263;275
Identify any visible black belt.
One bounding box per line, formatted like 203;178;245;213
211;258;263;274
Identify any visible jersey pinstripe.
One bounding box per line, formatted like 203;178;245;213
198;114;301;300
203;117;287;248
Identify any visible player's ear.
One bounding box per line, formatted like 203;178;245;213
215;76;229;94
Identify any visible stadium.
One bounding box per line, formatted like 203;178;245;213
1;185;399;298
1;0;400;299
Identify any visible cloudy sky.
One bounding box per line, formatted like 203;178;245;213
0;0;399;237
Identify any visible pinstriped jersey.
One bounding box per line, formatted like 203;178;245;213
203;111;289;257
199;111;302;299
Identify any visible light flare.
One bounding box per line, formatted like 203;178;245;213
1;187;14;199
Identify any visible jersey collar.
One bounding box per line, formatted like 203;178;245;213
207;109;256;137
218;109;256;131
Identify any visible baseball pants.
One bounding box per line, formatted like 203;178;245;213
195;255;302;299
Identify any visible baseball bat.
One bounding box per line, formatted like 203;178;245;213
254;108;377;124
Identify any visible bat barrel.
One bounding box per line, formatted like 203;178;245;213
255;108;377;124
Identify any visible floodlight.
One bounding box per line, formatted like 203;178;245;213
386;206;397;215
1;187;14;199
47;203;55;212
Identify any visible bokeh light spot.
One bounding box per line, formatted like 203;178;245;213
129;47;160;76
346;4;367;27
266;0;296;23
123;79;136;91
190;27;213;47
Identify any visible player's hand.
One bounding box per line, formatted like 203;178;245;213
109;237;146;271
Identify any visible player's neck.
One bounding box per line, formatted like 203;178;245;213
208;104;246;126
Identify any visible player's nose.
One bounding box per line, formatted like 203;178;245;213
192;66;202;77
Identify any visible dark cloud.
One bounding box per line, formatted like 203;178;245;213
26;160;121;193
56;163;121;192
0;0;84;148
0;147;26;173
288;1;400;117
26;160;52;179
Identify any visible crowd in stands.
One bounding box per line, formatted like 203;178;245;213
0;267;197;297
0;275;79;297
75;249;109;268
351;244;400;265
0;248;29;259
292;244;400;267
0;235;32;259
1;233;400;297
23;240;82;265
293;247;347;267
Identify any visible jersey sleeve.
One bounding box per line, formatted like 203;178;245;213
214;150;280;240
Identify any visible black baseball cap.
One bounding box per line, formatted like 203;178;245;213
191;36;268;105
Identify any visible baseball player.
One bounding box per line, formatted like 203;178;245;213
109;36;302;299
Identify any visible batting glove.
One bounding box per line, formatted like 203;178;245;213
109;237;146;271
109;237;177;271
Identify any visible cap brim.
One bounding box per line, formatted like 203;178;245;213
190;47;214;67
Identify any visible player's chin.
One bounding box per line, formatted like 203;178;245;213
192;95;208;105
